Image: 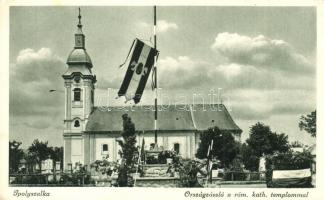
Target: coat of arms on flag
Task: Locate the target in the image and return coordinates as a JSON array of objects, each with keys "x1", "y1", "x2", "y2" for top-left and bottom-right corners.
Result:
[{"x1": 118, "y1": 39, "x2": 159, "y2": 104}]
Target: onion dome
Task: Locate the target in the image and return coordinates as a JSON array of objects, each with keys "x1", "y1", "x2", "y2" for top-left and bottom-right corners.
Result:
[{"x1": 66, "y1": 8, "x2": 93, "y2": 68}]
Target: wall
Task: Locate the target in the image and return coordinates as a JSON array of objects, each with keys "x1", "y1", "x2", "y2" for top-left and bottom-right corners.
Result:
[
  {"x1": 63, "y1": 135, "x2": 84, "y2": 171},
  {"x1": 71, "y1": 137, "x2": 83, "y2": 165},
  {"x1": 94, "y1": 137, "x2": 118, "y2": 162},
  {"x1": 91, "y1": 131, "x2": 196, "y2": 162}
]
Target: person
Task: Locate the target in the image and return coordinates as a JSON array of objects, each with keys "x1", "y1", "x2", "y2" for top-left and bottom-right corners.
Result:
[
  {"x1": 259, "y1": 154, "x2": 266, "y2": 172},
  {"x1": 117, "y1": 159, "x2": 128, "y2": 187},
  {"x1": 259, "y1": 154, "x2": 266, "y2": 180},
  {"x1": 166, "y1": 163, "x2": 175, "y2": 177},
  {"x1": 187, "y1": 161, "x2": 206, "y2": 187}
]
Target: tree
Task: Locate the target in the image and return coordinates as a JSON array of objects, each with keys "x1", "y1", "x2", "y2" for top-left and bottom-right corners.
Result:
[
  {"x1": 268, "y1": 132, "x2": 290, "y2": 153},
  {"x1": 290, "y1": 141, "x2": 304, "y2": 148},
  {"x1": 116, "y1": 114, "x2": 138, "y2": 187},
  {"x1": 196, "y1": 126, "x2": 240, "y2": 168},
  {"x1": 246, "y1": 122, "x2": 289, "y2": 157},
  {"x1": 299, "y1": 110, "x2": 316, "y2": 137},
  {"x1": 27, "y1": 139, "x2": 52, "y2": 170},
  {"x1": 240, "y1": 143, "x2": 259, "y2": 171},
  {"x1": 49, "y1": 146, "x2": 63, "y2": 162},
  {"x1": 49, "y1": 146, "x2": 64, "y2": 169},
  {"x1": 9, "y1": 140, "x2": 25, "y2": 173},
  {"x1": 243, "y1": 122, "x2": 290, "y2": 171}
]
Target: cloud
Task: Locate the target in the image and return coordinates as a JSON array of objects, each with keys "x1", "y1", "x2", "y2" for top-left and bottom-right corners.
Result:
[
  {"x1": 138, "y1": 20, "x2": 178, "y2": 33},
  {"x1": 158, "y1": 56, "x2": 213, "y2": 89},
  {"x1": 156, "y1": 20, "x2": 178, "y2": 33},
  {"x1": 157, "y1": 55, "x2": 315, "y2": 90},
  {"x1": 211, "y1": 32, "x2": 314, "y2": 74},
  {"x1": 10, "y1": 48, "x2": 65, "y2": 117},
  {"x1": 23, "y1": 119, "x2": 51, "y2": 130},
  {"x1": 157, "y1": 33, "x2": 315, "y2": 91},
  {"x1": 156, "y1": 51, "x2": 315, "y2": 120},
  {"x1": 226, "y1": 89, "x2": 315, "y2": 120}
]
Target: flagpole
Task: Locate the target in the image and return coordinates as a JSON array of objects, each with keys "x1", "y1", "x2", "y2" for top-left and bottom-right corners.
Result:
[
  {"x1": 134, "y1": 131, "x2": 144, "y2": 187},
  {"x1": 153, "y1": 5, "x2": 158, "y2": 149}
]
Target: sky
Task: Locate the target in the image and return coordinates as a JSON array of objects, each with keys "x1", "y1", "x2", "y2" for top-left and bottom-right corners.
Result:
[{"x1": 9, "y1": 6, "x2": 316, "y2": 148}]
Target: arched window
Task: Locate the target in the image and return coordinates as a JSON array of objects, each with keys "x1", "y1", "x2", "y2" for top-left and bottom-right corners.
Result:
[
  {"x1": 73, "y1": 88, "x2": 81, "y2": 101},
  {"x1": 174, "y1": 143, "x2": 180, "y2": 154},
  {"x1": 74, "y1": 120, "x2": 80, "y2": 127}
]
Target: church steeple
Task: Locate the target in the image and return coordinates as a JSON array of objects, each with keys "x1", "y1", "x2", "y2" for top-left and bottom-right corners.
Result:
[
  {"x1": 66, "y1": 8, "x2": 93, "y2": 68},
  {"x1": 77, "y1": 8, "x2": 83, "y2": 33},
  {"x1": 75, "y1": 7, "x2": 85, "y2": 49},
  {"x1": 62, "y1": 7, "x2": 96, "y2": 171}
]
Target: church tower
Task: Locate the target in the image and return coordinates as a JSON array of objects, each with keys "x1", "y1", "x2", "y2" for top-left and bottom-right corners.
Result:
[{"x1": 62, "y1": 8, "x2": 96, "y2": 170}]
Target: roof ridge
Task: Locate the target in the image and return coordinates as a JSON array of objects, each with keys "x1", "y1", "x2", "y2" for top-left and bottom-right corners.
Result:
[{"x1": 94, "y1": 103, "x2": 224, "y2": 109}]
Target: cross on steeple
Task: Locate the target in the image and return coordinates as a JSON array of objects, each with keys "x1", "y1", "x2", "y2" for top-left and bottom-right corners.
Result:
[
  {"x1": 74, "y1": 7, "x2": 85, "y2": 48},
  {"x1": 77, "y1": 7, "x2": 83, "y2": 33}
]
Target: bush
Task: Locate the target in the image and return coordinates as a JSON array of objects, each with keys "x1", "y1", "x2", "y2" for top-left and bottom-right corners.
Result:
[
  {"x1": 266, "y1": 151, "x2": 312, "y2": 171},
  {"x1": 223, "y1": 171, "x2": 246, "y2": 181},
  {"x1": 146, "y1": 155, "x2": 159, "y2": 164},
  {"x1": 158, "y1": 150, "x2": 177, "y2": 164}
]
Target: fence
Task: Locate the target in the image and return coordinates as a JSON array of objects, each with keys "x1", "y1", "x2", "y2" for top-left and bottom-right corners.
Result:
[
  {"x1": 221, "y1": 171, "x2": 265, "y2": 181},
  {"x1": 9, "y1": 172, "x2": 91, "y2": 186}
]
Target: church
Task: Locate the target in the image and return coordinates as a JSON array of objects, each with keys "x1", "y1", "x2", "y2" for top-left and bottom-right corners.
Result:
[{"x1": 62, "y1": 13, "x2": 242, "y2": 171}]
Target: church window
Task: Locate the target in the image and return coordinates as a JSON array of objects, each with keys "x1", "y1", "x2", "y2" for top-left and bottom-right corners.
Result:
[
  {"x1": 174, "y1": 143, "x2": 180, "y2": 154},
  {"x1": 102, "y1": 144, "x2": 108, "y2": 155},
  {"x1": 74, "y1": 120, "x2": 80, "y2": 127},
  {"x1": 74, "y1": 88, "x2": 81, "y2": 101}
]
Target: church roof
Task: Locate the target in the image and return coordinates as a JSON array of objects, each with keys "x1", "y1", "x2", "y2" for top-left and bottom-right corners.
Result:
[
  {"x1": 63, "y1": 65, "x2": 92, "y2": 77},
  {"x1": 85, "y1": 104, "x2": 242, "y2": 133},
  {"x1": 67, "y1": 49, "x2": 93, "y2": 68}
]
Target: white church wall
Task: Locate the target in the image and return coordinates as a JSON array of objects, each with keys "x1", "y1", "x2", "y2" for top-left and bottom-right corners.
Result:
[
  {"x1": 71, "y1": 137, "x2": 83, "y2": 165},
  {"x1": 139, "y1": 135, "x2": 163, "y2": 150},
  {"x1": 71, "y1": 107, "x2": 83, "y2": 116},
  {"x1": 167, "y1": 136, "x2": 187, "y2": 158},
  {"x1": 95, "y1": 137, "x2": 116, "y2": 162},
  {"x1": 88, "y1": 132, "x2": 198, "y2": 162},
  {"x1": 70, "y1": 118, "x2": 83, "y2": 132}
]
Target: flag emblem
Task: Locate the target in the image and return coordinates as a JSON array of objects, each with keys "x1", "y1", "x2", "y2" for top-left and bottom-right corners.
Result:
[
  {"x1": 118, "y1": 39, "x2": 158, "y2": 103},
  {"x1": 131, "y1": 61, "x2": 148, "y2": 77}
]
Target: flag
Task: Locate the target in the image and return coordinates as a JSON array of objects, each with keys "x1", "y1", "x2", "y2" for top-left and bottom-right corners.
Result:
[
  {"x1": 210, "y1": 140, "x2": 214, "y2": 151},
  {"x1": 271, "y1": 169, "x2": 312, "y2": 187},
  {"x1": 207, "y1": 140, "x2": 213, "y2": 157},
  {"x1": 118, "y1": 39, "x2": 158, "y2": 104},
  {"x1": 141, "y1": 137, "x2": 145, "y2": 161}
]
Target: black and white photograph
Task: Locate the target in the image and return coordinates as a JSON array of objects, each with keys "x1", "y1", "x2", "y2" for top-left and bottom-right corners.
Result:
[{"x1": 2, "y1": 1, "x2": 321, "y2": 196}]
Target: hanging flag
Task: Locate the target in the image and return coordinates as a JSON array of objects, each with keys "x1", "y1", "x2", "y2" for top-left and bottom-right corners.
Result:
[
  {"x1": 118, "y1": 39, "x2": 159, "y2": 104},
  {"x1": 141, "y1": 137, "x2": 145, "y2": 161},
  {"x1": 271, "y1": 169, "x2": 312, "y2": 187},
  {"x1": 207, "y1": 145, "x2": 211, "y2": 157},
  {"x1": 207, "y1": 140, "x2": 214, "y2": 157},
  {"x1": 210, "y1": 140, "x2": 214, "y2": 151}
]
